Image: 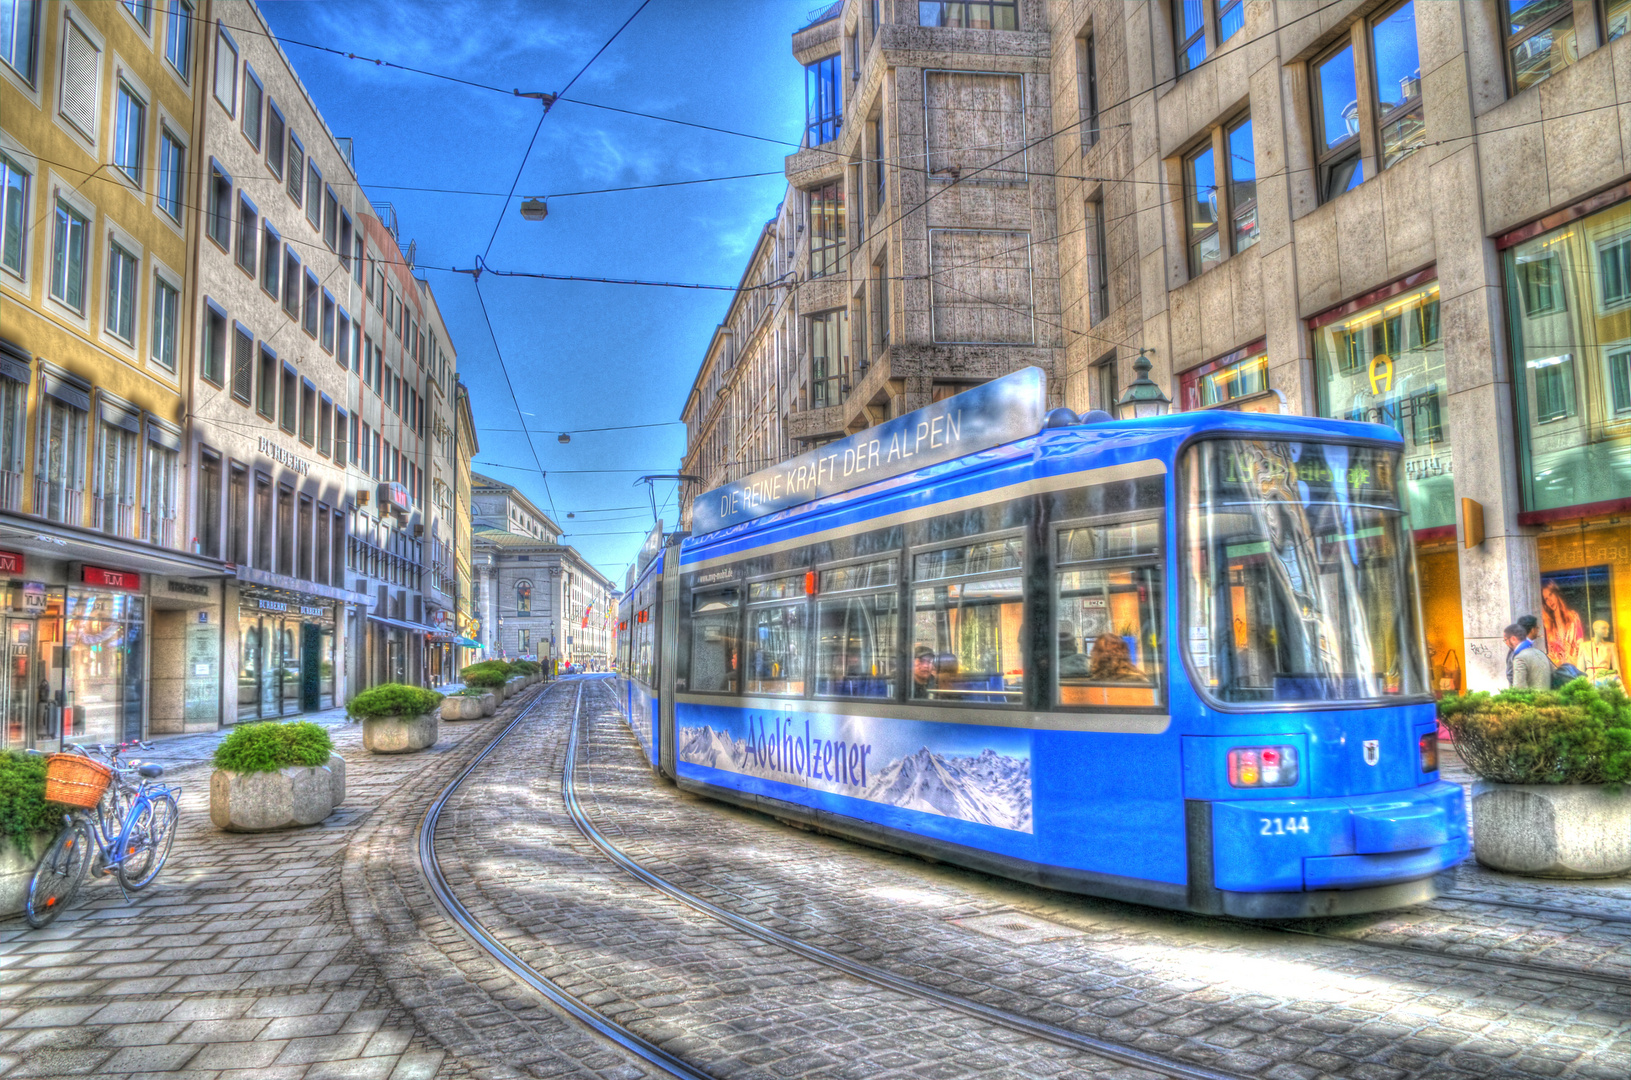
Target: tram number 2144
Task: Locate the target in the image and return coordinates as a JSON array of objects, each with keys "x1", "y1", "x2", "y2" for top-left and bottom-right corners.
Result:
[{"x1": 1260, "y1": 816, "x2": 1310, "y2": 836}]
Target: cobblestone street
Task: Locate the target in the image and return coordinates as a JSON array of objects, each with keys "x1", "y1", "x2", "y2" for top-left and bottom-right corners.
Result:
[{"x1": 2, "y1": 677, "x2": 1626, "y2": 1080}]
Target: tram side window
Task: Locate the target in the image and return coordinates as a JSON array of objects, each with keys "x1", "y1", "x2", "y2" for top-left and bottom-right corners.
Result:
[
  {"x1": 1055, "y1": 520, "x2": 1165, "y2": 709},
  {"x1": 747, "y1": 576, "x2": 806, "y2": 695},
  {"x1": 815, "y1": 557, "x2": 900, "y2": 699},
  {"x1": 911, "y1": 536, "x2": 1025, "y2": 704},
  {"x1": 690, "y1": 588, "x2": 740, "y2": 693},
  {"x1": 636, "y1": 605, "x2": 654, "y2": 686}
]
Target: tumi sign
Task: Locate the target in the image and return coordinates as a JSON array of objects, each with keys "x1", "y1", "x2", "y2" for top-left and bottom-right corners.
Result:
[
  {"x1": 80, "y1": 566, "x2": 141, "y2": 591},
  {"x1": 0, "y1": 550, "x2": 21, "y2": 575}
]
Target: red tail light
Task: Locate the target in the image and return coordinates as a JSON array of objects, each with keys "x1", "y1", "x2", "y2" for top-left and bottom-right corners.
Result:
[
  {"x1": 1227, "y1": 746, "x2": 1299, "y2": 788},
  {"x1": 1419, "y1": 732, "x2": 1438, "y2": 772}
]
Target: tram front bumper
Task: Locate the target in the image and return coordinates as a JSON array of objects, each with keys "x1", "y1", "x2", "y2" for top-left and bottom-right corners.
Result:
[{"x1": 1211, "y1": 781, "x2": 1469, "y2": 893}]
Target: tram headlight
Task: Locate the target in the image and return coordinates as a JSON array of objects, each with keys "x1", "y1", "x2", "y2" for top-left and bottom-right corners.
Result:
[
  {"x1": 1227, "y1": 746, "x2": 1299, "y2": 788},
  {"x1": 1419, "y1": 732, "x2": 1438, "y2": 773}
]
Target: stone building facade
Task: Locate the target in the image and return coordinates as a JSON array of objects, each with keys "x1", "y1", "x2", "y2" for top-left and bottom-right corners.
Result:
[
  {"x1": 453, "y1": 380, "x2": 478, "y2": 669},
  {"x1": 680, "y1": 0, "x2": 1631, "y2": 695},
  {"x1": 470, "y1": 471, "x2": 616, "y2": 671}
]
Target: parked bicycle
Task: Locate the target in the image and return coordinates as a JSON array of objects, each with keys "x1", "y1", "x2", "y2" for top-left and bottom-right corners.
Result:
[{"x1": 25, "y1": 741, "x2": 181, "y2": 929}]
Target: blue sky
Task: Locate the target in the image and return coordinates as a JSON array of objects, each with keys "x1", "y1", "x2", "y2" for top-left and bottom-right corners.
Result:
[{"x1": 257, "y1": 0, "x2": 813, "y2": 583}]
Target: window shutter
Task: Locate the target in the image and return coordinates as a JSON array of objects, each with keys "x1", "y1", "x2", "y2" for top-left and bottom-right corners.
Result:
[
  {"x1": 232, "y1": 328, "x2": 253, "y2": 401},
  {"x1": 60, "y1": 21, "x2": 100, "y2": 137}
]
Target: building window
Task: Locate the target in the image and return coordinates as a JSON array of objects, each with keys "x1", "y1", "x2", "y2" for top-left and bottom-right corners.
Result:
[
  {"x1": 323, "y1": 186, "x2": 338, "y2": 249},
  {"x1": 276, "y1": 485, "x2": 294, "y2": 576},
  {"x1": 339, "y1": 212, "x2": 352, "y2": 269},
  {"x1": 151, "y1": 274, "x2": 178, "y2": 370},
  {"x1": 318, "y1": 396, "x2": 332, "y2": 456},
  {"x1": 199, "y1": 449, "x2": 221, "y2": 558},
  {"x1": 519, "y1": 629, "x2": 532, "y2": 655},
  {"x1": 255, "y1": 341, "x2": 276, "y2": 416},
  {"x1": 1179, "y1": 347, "x2": 1270, "y2": 410},
  {"x1": 1086, "y1": 197, "x2": 1108, "y2": 324},
  {"x1": 266, "y1": 100, "x2": 285, "y2": 178},
  {"x1": 321, "y1": 290, "x2": 335, "y2": 352},
  {"x1": 872, "y1": 257, "x2": 890, "y2": 350},
  {"x1": 303, "y1": 269, "x2": 318, "y2": 336},
  {"x1": 1077, "y1": 33, "x2": 1098, "y2": 150},
  {"x1": 227, "y1": 461, "x2": 247, "y2": 564},
  {"x1": 305, "y1": 161, "x2": 321, "y2": 229},
  {"x1": 38, "y1": 388, "x2": 87, "y2": 523},
  {"x1": 1503, "y1": 197, "x2": 1631, "y2": 513},
  {"x1": 157, "y1": 128, "x2": 184, "y2": 219},
  {"x1": 144, "y1": 436, "x2": 177, "y2": 545},
  {"x1": 809, "y1": 309, "x2": 850, "y2": 408},
  {"x1": 1608, "y1": 0, "x2": 1631, "y2": 41},
  {"x1": 1096, "y1": 352, "x2": 1118, "y2": 413},
  {"x1": 95, "y1": 411, "x2": 140, "y2": 536},
  {"x1": 1313, "y1": 2, "x2": 1423, "y2": 204},
  {"x1": 2, "y1": 0, "x2": 39, "y2": 84},
  {"x1": 1504, "y1": 0, "x2": 1579, "y2": 94},
  {"x1": 334, "y1": 408, "x2": 348, "y2": 467},
  {"x1": 164, "y1": 0, "x2": 190, "y2": 79},
  {"x1": 59, "y1": 17, "x2": 98, "y2": 137},
  {"x1": 123, "y1": 0, "x2": 151, "y2": 31},
  {"x1": 113, "y1": 83, "x2": 145, "y2": 185},
  {"x1": 918, "y1": 1, "x2": 1016, "y2": 29},
  {"x1": 1176, "y1": 0, "x2": 1206, "y2": 73},
  {"x1": 287, "y1": 133, "x2": 303, "y2": 205},
  {"x1": 241, "y1": 63, "x2": 262, "y2": 148},
  {"x1": 235, "y1": 194, "x2": 256, "y2": 273},
  {"x1": 517, "y1": 580, "x2": 531, "y2": 616},
  {"x1": 283, "y1": 249, "x2": 300, "y2": 317},
  {"x1": 207, "y1": 163, "x2": 232, "y2": 248},
  {"x1": 300, "y1": 379, "x2": 315, "y2": 444},
  {"x1": 809, "y1": 182, "x2": 846, "y2": 278},
  {"x1": 213, "y1": 25, "x2": 236, "y2": 114},
  {"x1": 805, "y1": 54, "x2": 842, "y2": 145},
  {"x1": 1, "y1": 153, "x2": 29, "y2": 276},
  {"x1": 337, "y1": 309, "x2": 351, "y2": 368},
  {"x1": 105, "y1": 241, "x2": 139, "y2": 343},
  {"x1": 280, "y1": 363, "x2": 297, "y2": 432},
  {"x1": 200, "y1": 301, "x2": 225, "y2": 386},
  {"x1": 253, "y1": 472, "x2": 271, "y2": 569},
  {"x1": 261, "y1": 222, "x2": 279, "y2": 295},
  {"x1": 1311, "y1": 279, "x2": 1448, "y2": 528}
]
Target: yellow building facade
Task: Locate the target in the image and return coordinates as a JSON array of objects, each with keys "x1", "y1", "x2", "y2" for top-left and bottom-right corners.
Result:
[{"x1": 0, "y1": 0, "x2": 226, "y2": 751}]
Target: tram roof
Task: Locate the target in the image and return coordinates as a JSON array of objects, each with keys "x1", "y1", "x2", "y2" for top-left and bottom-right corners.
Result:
[{"x1": 679, "y1": 410, "x2": 1403, "y2": 564}]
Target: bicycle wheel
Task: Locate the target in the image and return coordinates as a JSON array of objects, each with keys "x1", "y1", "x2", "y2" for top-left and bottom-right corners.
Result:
[
  {"x1": 25, "y1": 818, "x2": 93, "y2": 929},
  {"x1": 116, "y1": 795, "x2": 179, "y2": 891}
]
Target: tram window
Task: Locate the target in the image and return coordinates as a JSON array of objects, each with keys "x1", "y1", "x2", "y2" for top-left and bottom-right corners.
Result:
[
  {"x1": 815, "y1": 557, "x2": 900, "y2": 699},
  {"x1": 747, "y1": 575, "x2": 806, "y2": 696},
  {"x1": 911, "y1": 537, "x2": 1024, "y2": 704},
  {"x1": 690, "y1": 588, "x2": 740, "y2": 693},
  {"x1": 1055, "y1": 521, "x2": 1164, "y2": 709}
]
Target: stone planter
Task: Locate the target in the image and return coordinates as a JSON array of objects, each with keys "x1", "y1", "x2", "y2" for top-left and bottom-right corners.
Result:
[
  {"x1": 1472, "y1": 781, "x2": 1631, "y2": 878},
  {"x1": 362, "y1": 712, "x2": 439, "y2": 754},
  {"x1": 211, "y1": 763, "x2": 339, "y2": 832},
  {"x1": 328, "y1": 753, "x2": 346, "y2": 806},
  {"x1": 1, "y1": 832, "x2": 54, "y2": 917},
  {"x1": 440, "y1": 695, "x2": 483, "y2": 721},
  {"x1": 476, "y1": 691, "x2": 497, "y2": 716},
  {"x1": 507, "y1": 677, "x2": 525, "y2": 697}
]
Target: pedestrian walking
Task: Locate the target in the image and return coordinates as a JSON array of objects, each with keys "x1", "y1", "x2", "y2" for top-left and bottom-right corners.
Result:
[
  {"x1": 1506, "y1": 614, "x2": 1540, "y2": 684},
  {"x1": 1505, "y1": 623, "x2": 1553, "y2": 689}
]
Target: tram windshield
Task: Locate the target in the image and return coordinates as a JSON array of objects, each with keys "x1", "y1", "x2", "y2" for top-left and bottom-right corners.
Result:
[{"x1": 1181, "y1": 438, "x2": 1429, "y2": 704}]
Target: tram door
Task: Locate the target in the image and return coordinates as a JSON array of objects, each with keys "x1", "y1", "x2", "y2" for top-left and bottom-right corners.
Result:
[{"x1": 1, "y1": 618, "x2": 36, "y2": 751}]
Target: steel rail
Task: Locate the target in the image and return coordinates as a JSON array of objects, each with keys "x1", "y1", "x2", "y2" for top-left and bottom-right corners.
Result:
[
  {"x1": 416, "y1": 682, "x2": 716, "y2": 1080},
  {"x1": 1435, "y1": 893, "x2": 1631, "y2": 927},
  {"x1": 567, "y1": 678, "x2": 1252, "y2": 1080},
  {"x1": 1270, "y1": 924, "x2": 1631, "y2": 991}
]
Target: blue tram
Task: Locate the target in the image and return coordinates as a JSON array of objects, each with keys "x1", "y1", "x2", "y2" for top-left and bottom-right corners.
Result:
[{"x1": 614, "y1": 369, "x2": 1469, "y2": 918}]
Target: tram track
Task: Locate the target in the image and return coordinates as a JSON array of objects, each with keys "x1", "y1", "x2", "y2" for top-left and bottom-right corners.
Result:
[
  {"x1": 1433, "y1": 893, "x2": 1631, "y2": 927},
  {"x1": 419, "y1": 677, "x2": 1254, "y2": 1080}
]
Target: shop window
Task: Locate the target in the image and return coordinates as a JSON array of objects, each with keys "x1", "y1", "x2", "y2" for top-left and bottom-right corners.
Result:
[
  {"x1": 1180, "y1": 347, "x2": 1271, "y2": 411},
  {"x1": 1535, "y1": 524, "x2": 1628, "y2": 691},
  {"x1": 1311, "y1": 279, "x2": 1451, "y2": 529},
  {"x1": 1502, "y1": 197, "x2": 1631, "y2": 513},
  {"x1": 1504, "y1": 0, "x2": 1578, "y2": 94}
]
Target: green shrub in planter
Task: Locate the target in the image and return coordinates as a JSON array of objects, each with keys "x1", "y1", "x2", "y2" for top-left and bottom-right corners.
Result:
[
  {"x1": 214, "y1": 721, "x2": 335, "y2": 773},
  {"x1": 510, "y1": 659, "x2": 541, "y2": 676},
  {"x1": 460, "y1": 663, "x2": 510, "y2": 689},
  {"x1": 0, "y1": 750, "x2": 65, "y2": 855},
  {"x1": 1437, "y1": 678, "x2": 1631, "y2": 785},
  {"x1": 347, "y1": 684, "x2": 444, "y2": 720}
]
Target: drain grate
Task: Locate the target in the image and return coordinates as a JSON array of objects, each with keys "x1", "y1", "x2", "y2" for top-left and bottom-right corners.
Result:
[{"x1": 950, "y1": 912, "x2": 1087, "y2": 944}]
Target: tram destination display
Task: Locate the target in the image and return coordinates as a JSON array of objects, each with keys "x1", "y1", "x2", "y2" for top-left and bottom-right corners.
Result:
[{"x1": 692, "y1": 366, "x2": 1047, "y2": 534}]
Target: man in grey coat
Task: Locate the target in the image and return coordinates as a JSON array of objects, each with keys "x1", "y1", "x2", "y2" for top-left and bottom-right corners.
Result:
[{"x1": 1505, "y1": 623, "x2": 1553, "y2": 689}]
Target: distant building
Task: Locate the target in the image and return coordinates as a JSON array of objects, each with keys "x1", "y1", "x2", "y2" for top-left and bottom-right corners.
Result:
[
  {"x1": 470, "y1": 473, "x2": 616, "y2": 671},
  {"x1": 452, "y1": 381, "x2": 479, "y2": 670}
]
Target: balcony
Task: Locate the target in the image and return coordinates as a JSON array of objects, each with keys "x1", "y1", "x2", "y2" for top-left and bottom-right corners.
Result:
[
  {"x1": 0, "y1": 470, "x2": 22, "y2": 511},
  {"x1": 143, "y1": 511, "x2": 178, "y2": 549},
  {"x1": 94, "y1": 497, "x2": 138, "y2": 538},
  {"x1": 34, "y1": 480, "x2": 84, "y2": 526}
]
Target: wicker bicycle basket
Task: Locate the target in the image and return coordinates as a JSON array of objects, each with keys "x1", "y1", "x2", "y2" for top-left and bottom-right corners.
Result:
[{"x1": 44, "y1": 754, "x2": 113, "y2": 808}]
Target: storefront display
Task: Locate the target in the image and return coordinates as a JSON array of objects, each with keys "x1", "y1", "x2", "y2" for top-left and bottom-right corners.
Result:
[
  {"x1": 1501, "y1": 193, "x2": 1631, "y2": 514},
  {"x1": 1535, "y1": 518, "x2": 1628, "y2": 688},
  {"x1": 63, "y1": 584, "x2": 145, "y2": 745},
  {"x1": 1311, "y1": 276, "x2": 1452, "y2": 531},
  {"x1": 238, "y1": 592, "x2": 336, "y2": 719},
  {"x1": 1178, "y1": 343, "x2": 1278, "y2": 413}
]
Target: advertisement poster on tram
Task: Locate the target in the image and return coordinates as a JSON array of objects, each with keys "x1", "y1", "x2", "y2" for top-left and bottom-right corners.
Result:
[{"x1": 676, "y1": 705, "x2": 1034, "y2": 833}]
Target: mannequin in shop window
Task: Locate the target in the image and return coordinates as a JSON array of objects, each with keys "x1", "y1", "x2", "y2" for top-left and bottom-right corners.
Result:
[{"x1": 1577, "y1": 620, "x2": 1622, "y2": 687}]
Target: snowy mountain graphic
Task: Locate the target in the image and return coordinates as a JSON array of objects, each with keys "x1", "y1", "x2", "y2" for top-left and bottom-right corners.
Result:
[{"x1": 677, "y1": 725, "x2": 1032, "y2": 833}]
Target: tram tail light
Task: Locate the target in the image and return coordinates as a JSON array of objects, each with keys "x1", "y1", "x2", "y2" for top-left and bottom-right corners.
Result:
[
  {"x1": 1227, "y1": 746, "x2": 1299, "y2": 788},
  {"x1": 1419, "y1": 732, "x2": 1438, "y2": 773}
]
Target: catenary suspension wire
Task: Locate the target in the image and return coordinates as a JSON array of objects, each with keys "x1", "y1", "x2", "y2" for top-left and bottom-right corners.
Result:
[{"x1": 469, "y1": 277, "x2": 558, "y2": 520}]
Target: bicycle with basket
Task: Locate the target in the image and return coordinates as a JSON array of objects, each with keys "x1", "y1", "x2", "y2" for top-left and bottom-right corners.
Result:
[{"x1": 25, "y1": 741, "x2": 181, "y2": 928}]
